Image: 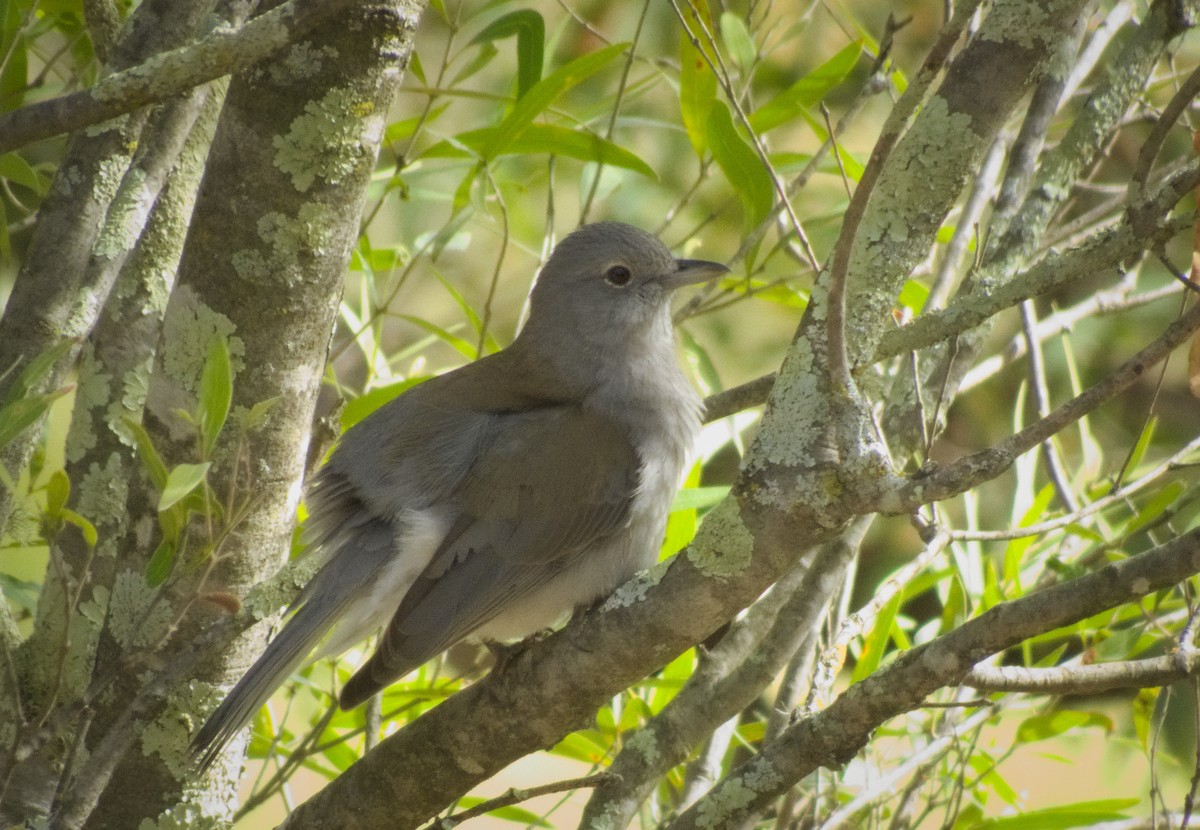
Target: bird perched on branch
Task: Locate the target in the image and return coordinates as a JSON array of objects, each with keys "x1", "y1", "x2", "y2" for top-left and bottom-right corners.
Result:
[{"x1": 192, "y1": 221, "x2": 728, "y2": 769}]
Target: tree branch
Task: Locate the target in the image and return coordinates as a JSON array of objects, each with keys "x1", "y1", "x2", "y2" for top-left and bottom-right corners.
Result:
[
  {"x1": 963, "y1": 652, "x2": 1200, "y2": 694},
  {"x1": 0, "y1": 0, "x2": 360, "y2": 154},
  {"x1": 884, "y1": 301, "x2": 1200, "y2": 513},
  {"x1": 668, "y1": 525, "x2": 1200, "y2": 829}
]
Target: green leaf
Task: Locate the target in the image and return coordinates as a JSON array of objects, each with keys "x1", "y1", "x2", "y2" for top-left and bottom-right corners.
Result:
[
  {"x1": 450, "y1": 41, "x2": 497, "y2": 88},
  {"x1": 423, "y1": 123, "x2": 656, "y2": 179},
  {"x1": 897, "y1": 280, "x2": 929, "y2": 315},
  {"x1": 1002, "y1": 483, "x2": 1055, "y2": 587},
  {"x1": 430, "y1": 268, "x2": 502, "y2": 356},
  {"x1": 718, "y1": 12, "x2": 756, "y2": 70},
  {"x1": 678, "y1": 3, "x2": 717, "y2": 155},
  {"x1": 60, "y1": 509, "x2": 97, "y2": 548},
  {"x1": 0, "y1": 152, "x2": 46, "y2": 194},
  {"x1": 395, "y1": 314, "x2": 477, "y2": 360},
  {"x1": 671, "y1": 486, "x2": 729, "y2": 512},
  {"x1": 1132, "y1": 687, "x2": 1158, "y2": 750},
  {"x1": 3, "y1": 336, "x2": 76, "y2": 406},
  {"x1": 707, "y1": 101, "x2": 772, "y2": 231},
  {"x1": 852, "y1": 591, "x2": 902, "y2": 683},
  {"x1": 199, "y1": 336, "x2": 233, "y2": 454},
  {"x1": 124, "y1": 416, "x2": 169, "y2": 491},
  {"x1": 143, "y1": 542, "x2": 175, "y2": 587},
  {"x1": 0, "y1": 388, "x2": 70, "y2": 449},
  {"x1": 475, "y1": 42, "x2": 628, "y2": 161},
  {"x1": 341, "y1": 378, "x2": 429, "y2": 430},
  {"x1": 385, "y1": 103, "x2": 450, "y2": 144},
  {"x1": 237, "y1": 396, "x2": 281, "y2": 432},
  {"x1": 45, "y1": 469, "x2": 70, "y2": 518},
  {"x1": 1122, "y1": 480, "x2": 1185, "y2": 537},
  {"x1": 158, "y1": 462, "x2": 210, "y2": 512},
  {"x1": 1015, "y1": 710, "x2": 1112, "y2": 744},
  {"x1": 969, "y1": 799, "x2": 1137, "y2": 829},
  {"x1": 748, "y1": 41, "x2": 862, "y2": 133},
  {"x1": 471, "y1": 10, "x2": 545, "y2": 99},
  {"x1": 1121, "y1": 415, "x2": 1157, "y2": 478}
]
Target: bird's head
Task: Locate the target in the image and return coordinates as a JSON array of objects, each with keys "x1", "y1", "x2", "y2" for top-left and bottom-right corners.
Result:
[{"x1": 523, "y1": 222, "x2": 728, "y2": 347}]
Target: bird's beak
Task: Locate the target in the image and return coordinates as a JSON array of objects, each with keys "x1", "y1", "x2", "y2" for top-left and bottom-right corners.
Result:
[{"x1": 662, "y1": 258, "x2": 730, "y2": 290}]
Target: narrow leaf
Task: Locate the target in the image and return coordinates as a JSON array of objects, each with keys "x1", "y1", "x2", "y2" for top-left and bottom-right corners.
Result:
[
  {"x1": 852, "y1": 591, "x2": 902, "y2": 683},
  {"x1": 145, "y1": 539, "x2": 176, "y2": 587},
  {"x1": 3, "y1": 336, "x2": 76, "y2": 406},
  {"x1": 477, "y1": 42, "x2": 628, "y2": 161},
  {"x1": 60, "y1": 509, "x2": 98, "y2": 548},
  {"x1": 718, "y1": 12, "x2": 756, "y2": 70},
  {"x1": 471, "y1": 10, "x2": 545, "y2": 99},
  {"x1": 707, "y1": 101, "x2": 772, "y2": 231},
  {"x1": 123, "y1": 416, "x2": 169, "y2": 490},
  {"x1": 749, "y1": 41, "x2": 862, "y2": 133},
  {"x1": 199, "y1": 336, "x2": 233, "y2": 454},
  {"x1": 45, "y1": 469, "x2": 70, "y2": 518},
  {"x1": 0, "y1": 388, "x2": 70, "y2": 449},
  {"x1": 1015, "y1": 710, "x2": 1112, "y2": 744},
  {"x1": 423, "y1": 123, "x2": 656, "y2": 179},
  {"x1": 678, "y1": 4, "x2": 717, "y2": 155},
  {"x1": 670, "y1": 485, "x2": 729, "y2": 512}
]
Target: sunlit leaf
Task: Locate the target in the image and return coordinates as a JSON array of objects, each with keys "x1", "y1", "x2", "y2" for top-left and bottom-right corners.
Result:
[
  {"x1": 748, "y1": 41, "x2": 862, "y2": 133},
  {"x1": 670, "y1": 486, "x2": 729, "y2": 512},
  {"x1": 423, "y1": 123, "x2": 656, "y2": 179},
  {"x1": 158, "y1": 462, "x2": 211, "y2": 512},
  {"x1": 471, "y1": 10, "x2": 545, "y2": 99},
  {"x1": 1015, "y1": 710, "x2": 1112, "y2": 744},
  {"x1": 341, "y1": 377, "x2": 430, "y2": 430},
  {"x1": 718, "y1": 12, "x2": 755, "y2": 70},
  {"x1": 851, "y1": 591, "x2": 901, "y2": 683},
  {"x1": 707, "y1": 101, "x2": 772, "y2": 231},
  {"x1": 968, "y1": 799, "x2": 1136, "y2": 829},
  {"x1": 678, "y1": 0, "x2": 716, "y2": 155},
  {"x1": 475, "y1": 42, "x2": 628, "y2": 160}
]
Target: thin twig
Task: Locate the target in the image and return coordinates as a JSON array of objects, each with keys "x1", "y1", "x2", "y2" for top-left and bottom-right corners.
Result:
[{"x1": 435, "y1": 773, "x2": 617, "y2": 828}]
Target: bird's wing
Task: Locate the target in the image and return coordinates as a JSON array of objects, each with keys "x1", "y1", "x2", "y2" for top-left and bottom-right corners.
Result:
[
  {"x1": 305, "y1": 349, "x2": 570, "y2": 548},
  {"x1": 339, "y1": 405, "x2": 638, "y2": 706}
]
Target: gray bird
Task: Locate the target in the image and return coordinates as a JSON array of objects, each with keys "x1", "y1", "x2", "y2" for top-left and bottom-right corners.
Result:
[{"x1": 192, "y1": 221, "x2": 728, "y2": 769}]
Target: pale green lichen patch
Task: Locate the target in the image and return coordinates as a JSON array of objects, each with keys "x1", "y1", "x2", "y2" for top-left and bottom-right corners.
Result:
[
  {"x1": 745, "y1": 339, "x2": 826, "y2": 470},
  {"x1": 601, "y1": 559, "x2": 668, "y2": 611},
  {"x1": 234, "y1": 204, "x2": 345, "y2": 287},
  {"x1": 137, "y1": 802, "x2": 220, "y2": 830},
  {"x1": 625, "y1": 729, "x2": 660, "y2": 765},
  {"x1": 243, "y1": 553, "x2": 321, "y2": 621},
  {"x1": 141, "y1": 681, "x2": 217, "y2": 779},
  {"x1": 695, "y1": 779, "x2": 757, "y2": 828},
  {"x1": 687, "y1": 499, "x2": 753, "y2": 579},
  {"x1": 267, "y1": 42, "x2": 340, "y2": 84},
  {"x1": 978, "y1": 0, "x2": 1076, "y2": 50},
  {"x1": 77, "y1": 453, "x2": 130, "y2": 529},
  {"x1": 94, "y1": 167, "x2": 149, "y2": 259},
  {"x1": 159, "y1": 285, "x2": 245, "y2": 391},
  {"x1": 108, "y1": 568, "x2": 173, "y2": 650},
  {"x1": 105, "y1": 356, "x2": 153, "y2": 449},
  {"x1": 66, "y1": 345, "x2": 114, "y2": 464},
  {"x1": 272, "y1": 86, "x2": 376, "y2": 192},
  {"x1": 31, "y1": 581, "x2": 106, "y2": 704}
]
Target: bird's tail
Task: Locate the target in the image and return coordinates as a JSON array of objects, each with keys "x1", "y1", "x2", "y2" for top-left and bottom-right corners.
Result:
[{"x1": 190, "y1": 519, "x2": 394, "y2": 772}]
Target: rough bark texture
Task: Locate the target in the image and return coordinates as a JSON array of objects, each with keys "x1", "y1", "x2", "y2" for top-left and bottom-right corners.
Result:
[{"x1": 0, "y1": 2, "x2": 424, "y2": 828}]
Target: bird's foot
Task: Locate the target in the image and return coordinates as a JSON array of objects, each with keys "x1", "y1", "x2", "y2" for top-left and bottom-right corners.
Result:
[{"x1": 486, "y1": 629, "x2": 554, "y2": 675}]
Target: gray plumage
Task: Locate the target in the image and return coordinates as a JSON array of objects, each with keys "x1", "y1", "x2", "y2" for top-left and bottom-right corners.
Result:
[{"x1": 191, "y1": 222, "x2": 728, "y2": 770}]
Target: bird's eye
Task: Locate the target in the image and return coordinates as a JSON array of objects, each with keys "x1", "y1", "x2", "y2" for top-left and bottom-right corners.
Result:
[{"x1": 604, "y1": 265, "x2": 632, "y2": 287}]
